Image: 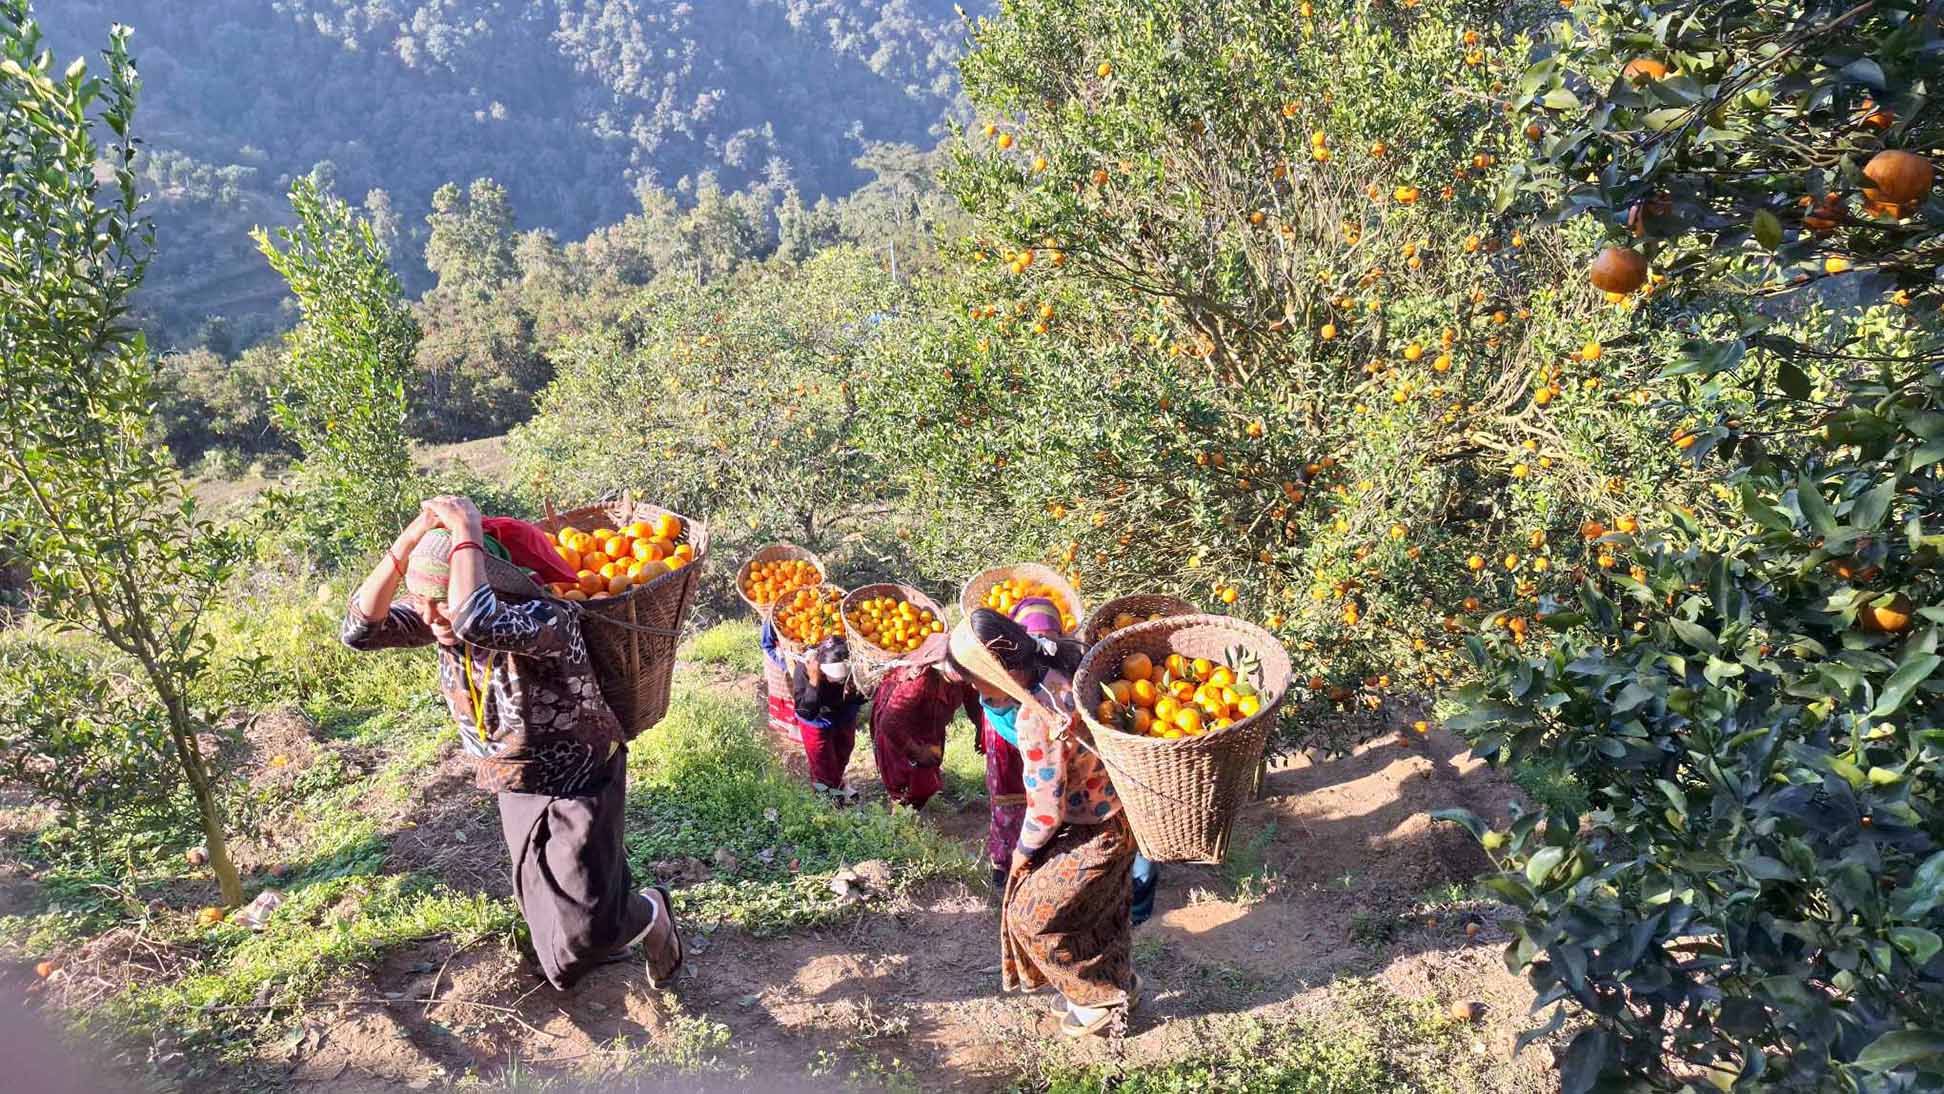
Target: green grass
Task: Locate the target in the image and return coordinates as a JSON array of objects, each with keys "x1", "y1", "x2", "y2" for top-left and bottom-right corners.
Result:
[
  {"x1": 938, "y1": 711, "x2": 987, "y2": 804},
  {"x1": 109, "y1": 873, "x2": 519, "y2": 1062},
  {"x1": 1509, "y1": 757, "x2": 1591, "y2": 817},
  {"x1": 626, "y1": 684, "x2": 979, "y2": 933},
  {"x1": 681, "y1": 620, "x2": 764, "y2": 675},
  {"x1": 1026, "y1": 980, "x2": 1487, "y2": 1093}
]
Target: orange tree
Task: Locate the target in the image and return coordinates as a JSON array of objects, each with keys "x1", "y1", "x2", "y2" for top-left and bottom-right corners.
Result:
[
  {"x1": 1437, "y1": 0, "x2": 1944, "y2": 1088},
  {"x1": 856, "y1": 0, "x2": 1699, "y2": 749},
  {"x1": 512, "y1": 246, "x2": 905, "y2": 569},
  {"x1": 0, "y1": 3, "x2": 245, "y2": 903}
]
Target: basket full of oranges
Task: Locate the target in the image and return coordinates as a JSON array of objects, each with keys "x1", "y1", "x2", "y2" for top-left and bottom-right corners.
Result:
[
  {"x1": 537, "y1": 496, "x2": 708, "y2": 738},
  {"x1": 960, "y1": 564, "x2": 1085, "y2": 634},
  {"x1": 767, "y1": 582, "x2": 848, "y2": 658},
  {"x1": 1073, "y1": 614, "x2": 1291, "y2": 864},
  {"x1": 737, "y1": 543, "x2": 826, "y2": 612},
  {"x1": 842, "y1": 584, "x2": 948, "y2": 689}
]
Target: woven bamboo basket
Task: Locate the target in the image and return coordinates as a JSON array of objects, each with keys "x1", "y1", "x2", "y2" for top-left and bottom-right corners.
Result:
[
  {"x1": 1074, "y1": 614, "x2": 1292, "y2": 864},
  {"x1": 537, "y1": 496, "x2": 708, "y2": 738},
  {"x1": 958, "y1": 564, "x2": 1087, "y2": 634},
  {"x1": 736, "y1": 542, "x2": 826, "y2": 613},
  {"x1": 1081, "y1": 594, "x2": 1197, "y2": 649},
  {"x1": 763, "y1": 582, "x2": 850, "y2": 660},
  {"x1": 841, "y1": 583, "x2": 949, "y2": 691}
]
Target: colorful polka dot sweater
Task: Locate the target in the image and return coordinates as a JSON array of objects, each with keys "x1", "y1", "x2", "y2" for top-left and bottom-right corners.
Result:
[{"x1": 1015, "y1": 676, "x2": 1121, "y2": 856}]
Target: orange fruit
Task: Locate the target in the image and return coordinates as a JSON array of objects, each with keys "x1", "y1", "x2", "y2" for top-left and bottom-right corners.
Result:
[
  {"x1": 1860, "y1": 594, "x2": 1915, "y2": 635},
  {"x1": 653, "y1": 513, "x2": 683, "y2": 540},
  {"x1": 1123, "y1": 652, "x2": 1154, "y2": 682},
  {"x1": 1589, "y1": 247, "x2": 1648, "y2": 294},
  {"x1": 1154, "y1": 696, "x2": 1181, "y2": 722},
  {"x1": 1131, "y1": 708, "x2": 1154, "y2": 735},
  {"x1": 1109, "y1": 680, "x2": 1135, "y2": 706},
  {"x1": 1130, "y1": 679, "x2": 1159, "y2": 708},
  {"x1": 1622, "y1": 57, "x2": 1669, "y2": 83},
  {"x1": 626, "y1": 521, "x2": 653, "y2": 539},
  {"x1": 1173, "y1": 707, "x2": 1204, "y2": 734}
]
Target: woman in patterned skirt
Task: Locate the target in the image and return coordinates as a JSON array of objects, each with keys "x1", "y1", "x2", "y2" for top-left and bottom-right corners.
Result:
[
  {"x1": 947, "y1": 608, "x2": 1139, "y2": 1038},
  {"x1": 342, "y1": 495, "x2": 682, "y2": 992}
]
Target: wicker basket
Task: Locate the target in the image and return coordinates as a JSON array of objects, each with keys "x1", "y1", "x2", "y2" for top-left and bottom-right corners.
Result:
[
  {"x1": 763, "y1": 582, "x2": 849, "y2": 660},
  {"x1": 536, "y1": 496, "x2": 708, "y2": 739},
  {"x1": 1081, "y1": 594, "x2": 1197, "y2": 648},
  {"x1": 958, "y1": 564, "x2": 1087, "y2": 634},
  {"x1": 841, "y1": 583, "x2": 949, "y2": 691},
  {"x1": 736, "y1": 542, "x2": 826, "y2": 613},
  {"x1": 1074, "y1": 614, "x2": 1292, "y2": 864}
]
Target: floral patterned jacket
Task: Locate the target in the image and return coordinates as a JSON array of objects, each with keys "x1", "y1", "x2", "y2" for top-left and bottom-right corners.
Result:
[{"x1": 341, "y1": 586, "x2": 623, "y2": 796}]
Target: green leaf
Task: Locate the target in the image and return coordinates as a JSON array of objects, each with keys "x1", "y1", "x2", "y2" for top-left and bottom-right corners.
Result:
[
  {"x1": 1431, "y1": 808, "x2": 1486, "y2": 844},
  {"x1": 1891, "y1": 928, "x2": 1942, "y2": 967},
  {"x1": 1798, "y1": 475, "x2": 1838, "y2": 537},
  {"x1": 1540, "y1": 87, "x2": 1581, "y2": 111},
  {"x1": 1525, "y1": 846, "x2": 1566, "y2": 887},
  {"x1": 1872, "y1": 653, "x2": 1939, "y2": 718},
  {"x1": 1752, "y1": 210, "x2": 1782, "y2": 251},
  {"x1": 1776, "y1": 361, "x2": 1811, "y2": 399},
  {"x1": 1858, "y1": 1030, "x2": 1944, "y2": 1073},
  {"x1": 1558, "y1": 1028, "x2": 1612, "y2": 1094},
  {"x1": 1852, "y1": 478, "x2": 1896, "y2": 531},
  {"x1": 1670, "y1": 619, "x2": 1719, "y2": 653},
  {"x1": 1910, "y1": 439, "x2": 1944, "y2": 472}
]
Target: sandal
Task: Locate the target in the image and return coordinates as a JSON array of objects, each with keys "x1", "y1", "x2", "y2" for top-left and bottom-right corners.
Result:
[
  {"x1": 643, "y1": 886, "x2": 684, "y2": 989},
  {"x1": 1059, "y1": 1004, "x2": 1120, "y2": 1039}
]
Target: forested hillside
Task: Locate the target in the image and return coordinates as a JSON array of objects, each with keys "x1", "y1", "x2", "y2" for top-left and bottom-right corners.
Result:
[{"x1": 39, "y1": 0, "x2": 979, "y2": 345}]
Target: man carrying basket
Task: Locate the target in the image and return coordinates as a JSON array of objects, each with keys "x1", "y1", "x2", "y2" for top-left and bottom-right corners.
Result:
[{"x1": 343, "y1": 495, "x2": 683, "y2": 992}]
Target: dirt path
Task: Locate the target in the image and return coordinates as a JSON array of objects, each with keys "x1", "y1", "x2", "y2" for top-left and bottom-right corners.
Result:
[{"x1": 262, "y1": 685, "x2": 1554, "y2": 1091}]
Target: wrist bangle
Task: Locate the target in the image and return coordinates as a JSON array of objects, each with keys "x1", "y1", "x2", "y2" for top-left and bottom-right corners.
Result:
[
  {"x1": 386, "y1": 552, "x2": 407, "y2": 579},
  {"x1": 450, "y1": 540, "x2": 484, "y2": 556}
]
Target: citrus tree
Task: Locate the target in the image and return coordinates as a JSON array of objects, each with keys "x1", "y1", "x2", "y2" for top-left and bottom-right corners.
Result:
[
  {"x1": 513, "y1": 246, "x2": 906, "y2": 564},
  {"x1": 0, "y1": 2, "x2": 244, "y2": 903},
  {"x1": 858, "y1": 0, "x2": 1697, "y2": 748},
  {"x1": 255, "y1": 176, "x2": 422, "y2": 564},
  {"x1": 1436, "y1": 0, "x2": 1944, "y2": 1088}
]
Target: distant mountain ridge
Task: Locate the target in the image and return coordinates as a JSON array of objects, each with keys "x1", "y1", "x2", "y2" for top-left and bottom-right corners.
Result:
[{"x1": 35, "y1": 0, "x2": 984, "y2": 343}]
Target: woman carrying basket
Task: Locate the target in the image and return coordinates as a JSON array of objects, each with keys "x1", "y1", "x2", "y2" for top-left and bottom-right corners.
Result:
[
  {"x1": 947, "y1": 608, "x2": 1140, "y2": 1039},
  {"x1": 989, "y1": 600, "x2": 1162, "y2": 925},
  {"x1": 342, "y1": 496, "x2": 683, "y2": 992},
  {"x1": 761, "y1": 626, "x2": 866, "y2": 800},
  {"x1": 868, "y1": 655, "x2": 982, "y2": 811}
]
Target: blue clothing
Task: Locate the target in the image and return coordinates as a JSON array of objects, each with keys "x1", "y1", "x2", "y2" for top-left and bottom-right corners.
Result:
[
  {"x1": 981, "y1": 698, "x2": 1021, "y2": 748},
  {"x1": 1131, "y1": 853, "x2": 1160, "y2": 926}
]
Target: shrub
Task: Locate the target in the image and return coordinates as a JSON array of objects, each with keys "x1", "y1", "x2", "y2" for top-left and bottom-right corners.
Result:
[
  {"x1": 513, "y1": 245, "x2": 904, "y2": 563},
  {"x1": 254, "y1": 176, "x2": 422, "y2": 564},
  {"x1": 1, "y1": 4, "x2": 247, "y2": 902},
  {"x1": 1439, "y1": 0, "x2": 1944, "y2": 1088},
  {"x1": 859, "y1": 0, "x2": 1696, "y2": 748}
]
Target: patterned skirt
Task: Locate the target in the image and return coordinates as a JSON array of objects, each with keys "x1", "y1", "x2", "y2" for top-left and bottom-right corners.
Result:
[{"x1": 1000, "y1": 813, "x2": 1136, "y2": 1007}]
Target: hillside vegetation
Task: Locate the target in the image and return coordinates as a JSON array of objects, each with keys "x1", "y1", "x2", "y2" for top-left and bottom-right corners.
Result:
[{"x1": 39, "y1": 0, "x2": 981, "y2": 344}]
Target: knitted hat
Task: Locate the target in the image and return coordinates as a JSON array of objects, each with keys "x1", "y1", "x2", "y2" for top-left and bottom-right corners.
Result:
[
  {"x1": 1009, "y1": 596, "x2": 1064, "y2": 638},
  {"x1": 405, "y1": 530, "x2": 543, "y2": 602}
]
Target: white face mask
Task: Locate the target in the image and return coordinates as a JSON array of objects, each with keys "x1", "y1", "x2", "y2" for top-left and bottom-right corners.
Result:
[{"x1": 820, "y1": 662, "x2": 851, "y2": 681}]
